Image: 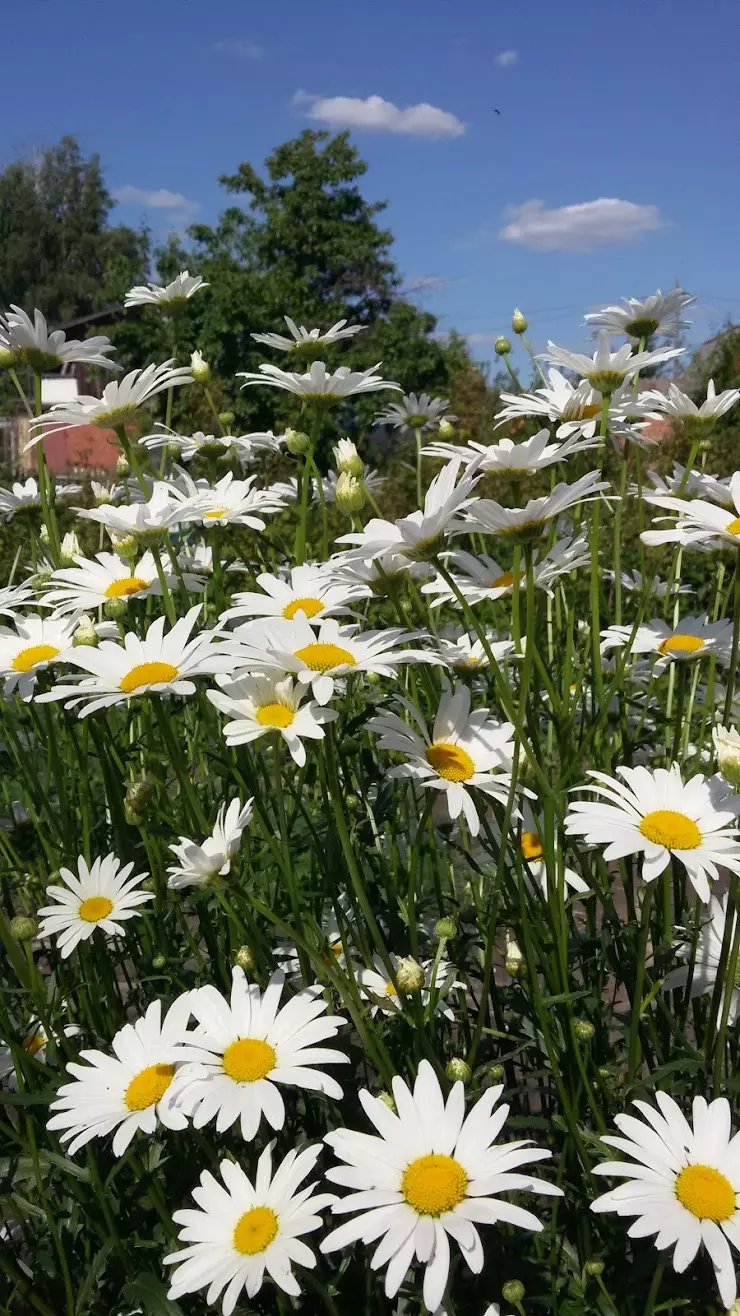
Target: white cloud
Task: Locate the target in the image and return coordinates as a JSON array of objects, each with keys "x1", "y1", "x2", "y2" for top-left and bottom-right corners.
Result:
[
  {"x1": 212, "y1": 39, "x2": 264, "y2": 60},
  {"x1": 404, "y1": 275, "x2": 461, "y2": 293},
  {"x1": 112, "y1": 186, "x2": 199, "y2": 220},
  {"x1": 495, "y1": 49, "x2": 518, "y2": 66},
  {"x1": 295, "y1": 92, "x2": 465, "y2": 139},
  {"x1": 499, "y1": 197, "x2": 664, "y2": 252}
]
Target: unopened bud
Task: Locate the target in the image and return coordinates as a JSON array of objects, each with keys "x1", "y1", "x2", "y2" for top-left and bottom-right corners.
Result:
[
  {"x1": 434, "y1": 916, "x2": 457, "y2": 940},
  {"x1": 584, "y1": 1259, "x2": 604, "y2": 1278},
  {"x1": 336, "y1": 471, "x2": 366, "y2": 513},
  {"x1": 0, "y1": 346, "x2": 18, "y2": 369},
  {"x1": 152, "y1": 952, "x2": 167, "y2": 970},
  {"x1": 505, "y1": 932, "x2": 524, "y2": 977},
  {"x1": 72, "y1": 617, "x2": 99, "y2": 648},
  {"x1": 10, "y1": 915, "x2": 37, "y2": 942},
  {"x1": 395, "y1": 956, "x2": 425, "y2": 993},
  {"x1": 713, "y1": 726, "x2": 740, "y2": 788},
  {"x1": 190, "y1": 349, "x2": 210, "y2": 382},
  {"x1": 445, "y1": 1057, "x2": 472, "y2": 1084},
  {"x1": 165, "y1": 441, "x2": 183, "y2": 460},
  {"x1": 59, "y1": 532, "x2": 81, "y2": 566},
  {"x1": 104, "y1": 597, "x2": 128, "y2": 620},
  {"x1": 333, "y1": 439, "x2": 364, "y2": 478},
  {"x1": 234, "y1": 945, "x2": 255, "y2": 972},
  {"x1": 488, "y1": 1063, "x2": 505, "y2": 1082},
  {"x1": 377, "y1": 1090, "x2": 396, "y2": 1112},
  {"x1": 495, "y1": 336, "x2": 512, "y2": 356},
  {"x1": 502, "y1": 1281, "x2": 525, "y2": 1305},
  {"x1": 39, "y1": 523, "x2": 50, "y2": 544},
  {"x1": 285, "y1": 427, "x2": 310, "y2": 456},
  {"x1": 512, "y1": 308, "x2": 528, "y2": 335},
  {"x1": 124, "y1": 779, "x2": 155, "y2": 824},
  {"x1": 110, "y1": 532, "x2": 138, "y2": 559},
  {"x1": 116, "y1": 454, "x2": 130, "y2": 477},
  {"x1": 437, "y1": 418, "x2": 456, "y2": 440},
  {"x1": 574, "y1": 1019, "x2": 595, "y2": 1042},
  {"x1": 218, "y1": 411, "x2": 235, "y2": 428}
]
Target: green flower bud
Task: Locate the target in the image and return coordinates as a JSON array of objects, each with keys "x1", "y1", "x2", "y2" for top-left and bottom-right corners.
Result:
[
  {"x1": 377, "y1": 1090, "x2": 396, "y2": 1112},
  {"x1": 574, "y1": 1019, "x2": 595, "y2": 1042},
  {"x1": 0, "y1": 346, "x2": 18, "y2": 369},
  {"x1": 124, "y1": 779, "x2": 156, "y2": 824},
  {"x1": 109, "y1": 532, "x2": 139, "y2": 559},
  {"x1": 434, "y1": 916, "x2": 457, "y2": 940},
  {"x1": 437, "y1": 418, "x2": 456, "y2": 440},
  {"x1": 32, "y1": 571, "x2": 53, "y2": 592},
  {"x1": 512, "y1": 307, "x2": 528, "y2": 334},
  {"x1": 713, "y1": 726, "x2": 740, "y2": 788},
  {"x1": 116, "y1": 454, "x2": 130, "y2": 477},
  {"x1": 495, "y1": 336, "x2": 512, "y2": 356},
  {"x1": 502, "y1": 1281, "x2": 525, "y2": 1304},
  {"x1": 395, "y1": 956, "x2": 425, "y2": 993},
  {"x1": 104, "y1": 597, "x2": 129, "y2": 620},
  {"x1": 191, "y1": 349, "x2": 210, "y2": 382},
  {"x1": 73, "y1": 617, "x2": 99, "y2": 648},
  {"x1": 234, "y1": 945, "x2": 255, "y2": 972},
  {"x1": 333, "y1": 439, "x2": 364, "y2": 478},
  {"x1": 165, "y1": 441, "x2": 183, "y2": 460},
  {"x1": 488, "y1": 1063, "x2": 505, "y2": 1082},
  {"x1": 336, "y1": 471, "x2": 366, "y2": 513},
  {"x1": 218, "y1": 411, "x2": 235, "y2": 428},
  {"x1": 584, "y1": 1259, "x2": 604, "y2": 1277},
  {"x1": 285, "y1": 427, "x2": 310, "y2": 456},
  {"x1": 445, "y1": 1057, "x2": 472, "y2": 1084},
  {"x1": 152, "y1": 952, "x2": 167, "y2": 970},
  {"x1": 10, "y1": 915, "x2": 38, "y2": 942}
]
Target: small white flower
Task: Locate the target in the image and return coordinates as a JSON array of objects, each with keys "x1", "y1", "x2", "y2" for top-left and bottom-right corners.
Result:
[
  {"x1": 600, "y1": 616, "x2": 733, "y2": 670},
  {"x1": 584, "y1": 288, "x2": 695, "y2": 339},
  {"x1": 637, "y1": 379, "x2": 740, "y2": 425},
  {"x1": 495, "y1": 368, "x2": 609, "y2": 441},
  {"x1": 0, "y1": 614, "x2": 79, "y2": 700},
  {"x1": 643, "y1": 463, "x2": 734, "y2": 508},
  {"x1": 173, "y1": 967, "x2": 348, "y2": 1141},
  {"x1": 539, "y1": 330, "x2": 683, "y2": 392},
  {"x1": 422, "y1": 536, "x2": 590, "y2": 608},
  {"x1": 219, "y1": 563, "x2": 363, "y2": 626},
  {"x1": 336, "y1": 458, "x2": 480, "y2": 562},
  {"x1": 251, "y1": 314, "x2": 365, "y2": 352},
  {"x1": 139, "y1": 426, "x2": 281, "y2": 464},
  {"x1": 0, "y1": 305, "x2": 118, "y2": 370},
  {"x1": 178, "y1": 471, "x2": 287, "y2": 529},
  {"x1": 239, "y1": 360, "x2": 400, "y2": 401},
  {"x1": 608, "y1": 569, "x2": 690, "y2": 599},
  {"x1": 37, "y1": 853, "x2": 153, "y2": 958},
  {"x1": 375, "y1": 392, "x2": 456, "y2": 432},
  {"x1": 47, "y1": 996, "x2": 207, "y2": 1156},
  {"x1": 208, "y1": 673, "x2": 338, "y2": 766},
  {"x1": 167, "y1": 799, "x2": 253, "y2": 890},
  {"x1": 0, "y1": 478, "x2": 80, "y2": 520},
  {"x1": 321, "y1": 1059, "x2": 560, "y2": 1314},
  {"x1": 435, "y1": 629, "x2": 515, "y2": 671},
  {"x1": 76, "y1": 481, "x2": 191, "y2": 540},
  {"x1": 565, "y1": 763, "x2": 740, "y2": 902},
  {"x1": 27, "y1": 361, "x2": 193, "y2": 445},
  {"x1": 642, "y1": 472, "x2": 740, "y2": 551},
  {"x1": 124, "y1": 270, "x2": 208, "y2": 308},
  {"x1": 0, "y1": 1015, "x2": 80, "y2": 1085},
  {"x1": 327, "y1": 548, "x2": 434, "y2": 595},
  {"x1": 424, "y1": 428, "x2": 598, "y2": 473},
  {"x1": 90, "y1": 480, "x2": 125, "y2": 505},
  {"x1": 369, "y1": 683, "x2": 517, "y2": 837},
  {"x1": 461, "y1": 472, "x2": 608, "y2": 540},
  {"x1": 42, "y1": 550, "x2": 205, "y2": 615},
  {"x1": 664, "y1": 894, "x2": 740, "y2": 1022},
  {"x1": 165, "y1": 1143, "x2": 335, "y2": 1313},
  {"x1": 591, "y1": 1092, "x2": 740, "y2": 1309},
  {"x1": 0, "y1": 583, "x2": 36, "y2": 617},
  {"x1": 355, "y1": 954, "x2": 462, "y2": 1020}
]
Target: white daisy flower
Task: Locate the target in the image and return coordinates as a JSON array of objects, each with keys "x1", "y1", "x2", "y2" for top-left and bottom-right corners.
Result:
[
  {"x1": 173, "y1": 967, "x2": 348, "y2": 1141},
  {"x1": 424, "y1": 428, "x2": 598, "y2": 473},
  {"x1": 435, "y1": 629, "x2": 515, "y2": 671},
  {"x1": 226, "y1": 615, "x2": 443, "y2": 706},
  {"x1": 516, "y1": 804, "x2": 588, "y2": 898},
  {"x1": 238, "y1": 360, "x2": 400, "y2": 401},
  {"x1": 565, "y1": 763, "x2": 740, "y2": 902},
  {"x1": 0, "y1": 583, "x2": 36, "y2": 617},
  {"x1": 0, "y1": 305, "x2": 118, "y2": 371},
  {"x1": 0, "y1": 614, "x2": 79, "y2": 700},
  {"x1": 42, "y1": 550, "x2": 205, "y2": 615},
  {"x1": 495, "y1": 369, "x2": 611, "y2": 440},
  {"x1": 251, "y1": 315, "x2": 366, "y2": 352},
  {"x1": 37, "y1": 853, "x2": 153, "y2": 958},
  {"x1": 178, "y1": 542, "x2": 214, "y2": 576},
  {"x1": 422, "y1": 535, "x2": 590, "y2": 608},
  {"x1": 0, "y1": 478, "x2": 79, "y2": 520},
  {"x1": 539, "y1": 330, "x2": 683, "y2": 394},
  {"x1": 165, "y1": 1142, "x2": 335, "y2": 1313},
  {"x1": 643, "y1": 463, "x2": 734, "y2": 508},
  {"x1": 642, "y1": 472, "x2": 740, "y2": 551},
  {"x1": 368, "y1": 684, "x2": 517, "y2": 838},
  {"x1": 0, "y1": 1016, "x2": 81, "y2": 1085},
  {"x1": 600, "y1": 616, "x2": 733, "y2": 669},
  {"x1": 375, "y1": 392, "x2": 455, "y2": 432},
  {"x1": 179, "y1": 471, "x2": 286, "y2": 530},
  {"x1": 167, "y1": 799, "x2": 253, "y2": 891},
  {"x1": 219, "y1": 563, "x2": 364, "y2": 626},
  {"x1": 327, "y1": 548, "x2": 434, "y2": 595},
  {"x1": 584, "y1": 288, "x2": 695, "y2": 339},
  {"x1": 139, "y1": 426, "x2": 281, "y2": 464},
  {"x1": 664, "y1": 894, "x2": 740, "y2": 1022},
  {"x1": 355, "y1": 954, "x2": 462, "y2": 1020},
  {"x1": 26, "y1": 361, "x2": 193, "y2": 445},
  {"x1": 461, "y1": 471, "x2": 608, "y2": 541},
  {"x1": 336, "y1": 459, "x2": 481, "y2": 563},
  {"x1": 321, "y1": 1058, "x2": 561, "y2": 1313},
  {"x1": 76, "y1": 482, "x2": 192, "y2": 541},
  {"x1": 637, "y1": 378, "x2": 740, "y2": 427},
  {"x1": 607, "y1": 569, "x2": 690, "y2": 599},
  {"x1": 90, "y1": 480, "x2": 125, "y2": 505},
  {"x1": 36, "y1": 605, "x2": 233, "y2": 717},
  {"x1": 47, "y1": 996, "x2": 207, "y2": 1156},
  {"x1": 124, "y1": 270, "x2": 208, "y2": 308},
  {"x1": 208, "y1": 673, "x2": 338, "y2": 766},
  {"x1": 591, "y1": 1092, "x2": 740, "y2": 1309},
  {"x1": 275, "y1": 899, "x2": 354, "y2": 983}
]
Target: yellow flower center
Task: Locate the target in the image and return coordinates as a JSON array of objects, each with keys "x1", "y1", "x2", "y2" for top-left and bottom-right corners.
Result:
[
  {"x1": 222, "y1": 1037, "x2": 276, "y2": 1082},
  {"x1": 492, "y1": 571, "x2": 515, "y2": 590},
  {"x1": 124, "y1": 1062, "x2": 176, "y2": 1111},
  {"x1": 120, "y1": 660, "x2": 179, "y2": 693},
  {"x1": 23, "y1": 1031, "x2": 47, "y2": 1057},
  {"x1": 203, "y1": 506, "x2": 229, "y2": 520},
  {"x1": 385, "y1": 981, "x2": 398, "y2": 997},
  {"x1": 580, "y1": 403, "x2": 603, "y2": 419},
  {"x1": 426, "y1": 742, "x2": 475, "y2": 782},
  {"x1": 675, "y1": 1164, "x2": 736, "y2": 1222},
  {"x1": 283, "y1": 596, "x2": 325, "y2": 620},
  {"x1": 639, "y1": 809, "x2": 702, "y2": 850},
  {"x1": 105, "y1": 576, "x2": 149, "y2": 598},
  {"x1": 726, "y1": 517, "x2": 740, "y2": 536},
  {"x1": 78, "y1": 895, "x2": 114, "y2": 923},
  {"x1": 658, "y1": 634, "x2": 705, "y2": 656},
  {"x1": 402, "y1": 1154, "x2": 468, "y2": 1216},
  {"x1": 521, "y1": 831, "x2": 544, "y2": 860},
  {"x1": 233, "y1": 1205, "x2": 279, "y2": 1255},
  {"x1": 256, "y1": 702, "x2": 295, "y2": 728},
  {"x1": 12, "y1": 643, "x2": 60, "y2": 672},
  {"x1": 293, "y1": 642, "x2": 357, "y2": 672}
]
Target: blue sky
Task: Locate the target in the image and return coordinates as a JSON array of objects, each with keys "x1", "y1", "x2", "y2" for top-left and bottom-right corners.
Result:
[{"x1": 5, "y1": 0, "x2": 740, "y2": 372}]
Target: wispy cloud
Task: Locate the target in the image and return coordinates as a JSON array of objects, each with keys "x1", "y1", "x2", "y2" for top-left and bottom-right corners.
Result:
[
  {"x1": 495, "y1": 49, "x2": 518, "y2": 67},
  {"x1": 212, "y1": 38, "x2": 264, "y2": 60},
  {"x1": 294, "y1": 92, "x2": 465, "y2": 139},
  {"x1": 112, "y1": 186, "x2": 199, "y2": 221},
  {"x1": 404, "y1": 275, "x2": 463, "y2": 293},
  {"x1": 499, "y1": 198, "x2": 664, "y2": 252}
]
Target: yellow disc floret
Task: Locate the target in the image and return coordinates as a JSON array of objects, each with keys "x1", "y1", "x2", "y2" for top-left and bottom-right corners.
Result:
[
  {"x1": 658, "y1": 634, "x2": 705, "y2": 656},
  {"x1": 294, "y1": 642, "x2": 356, "y2": 672},
  {"x1": 222, "y1": 1037, "x2": 276, "y2": 1082},
  {"x1": 283, "y1": 597, "x2": 325, "y2": 620},
  {"x1": 125, "y1": 1063, "x2": 176, "y2": 1111},
  {"x1": 120, "y1": 661, "x2": 179, "y2": 694},
  {"x1": 233, "y1": 1205, "x2": 279, "y2": 1255},
  {"x1": 676, "y1": 1164, "x2": 736, "y2": 1221},
  {"x1": 256, "y1": 702, "x2": 295, "y2": 728},
  {"x1": 78, "y1": 896, "x2": 114, "y2": 923},
  {"x1": 105, "y1": 577, "x2": 149, "y2": 598},
  {"x1": 639, "y1": 809, "x2": 702, "y2": 850},
  {"x1": 426, "y1": 742, "x2": 475, "y2": 782},
  {"x1": 402, "y1": 1154, "x2": 468, "y2": 1216},
  {"x1": 12, "y1": 643, "x2": 60, "y2": 672}
]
